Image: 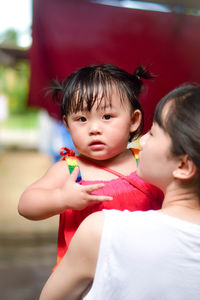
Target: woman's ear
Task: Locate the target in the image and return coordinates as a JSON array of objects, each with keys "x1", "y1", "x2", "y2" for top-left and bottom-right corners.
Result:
[
  {"x1": 130, "y1": 109, "x2": 142, "y2": 133},
  {"x1": 173, "y1": 155, "x2": 198, "y2": 180},
  {"x1": 63, "y1": 115, "x2": 69, "y2": 130}
]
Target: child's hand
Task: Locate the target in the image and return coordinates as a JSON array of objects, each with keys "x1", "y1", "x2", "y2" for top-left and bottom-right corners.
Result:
[{"x1": 59, "y1": 167, "x2": 113, "y2": 210}]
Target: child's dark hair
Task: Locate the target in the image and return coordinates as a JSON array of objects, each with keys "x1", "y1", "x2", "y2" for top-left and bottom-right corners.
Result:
[
  {"x1": 51, "y1": 64, "x2": 154, "y2": 141},
  {"x1": 154, "y1": 84, "x2": 200, "y2": 195}
]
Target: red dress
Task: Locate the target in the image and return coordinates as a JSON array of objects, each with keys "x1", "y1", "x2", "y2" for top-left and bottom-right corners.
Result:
[{"x1": 55, "y1": 148, "x2": 164, "y2": 267}]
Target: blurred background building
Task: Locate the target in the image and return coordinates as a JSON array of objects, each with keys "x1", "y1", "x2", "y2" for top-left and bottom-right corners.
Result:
[{"x1": 0, "y1": 0, "x2": 200, "y2": 299}]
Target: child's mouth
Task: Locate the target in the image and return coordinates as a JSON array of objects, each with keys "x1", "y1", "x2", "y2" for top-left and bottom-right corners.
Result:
[{"x1": 89, "y1": 141, "x2": 105, "y2": 150}]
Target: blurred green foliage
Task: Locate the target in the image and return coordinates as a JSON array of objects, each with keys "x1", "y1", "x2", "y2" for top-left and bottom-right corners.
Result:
[
  {"x1": 0, "y1": 28, "x2": 39, "y2": 131},
  {"x1": 0, "y1": 29, "x2": 18, "y2": 46},
  {"x1": 2, "y1": 110, "x2": 38, "y2": 129},
  {"x1": 0, "y1": 28, "x2": 32, "y2": 115},
  {"x1": 0, "y1": 61, "x2": 30, "y2": 115}
]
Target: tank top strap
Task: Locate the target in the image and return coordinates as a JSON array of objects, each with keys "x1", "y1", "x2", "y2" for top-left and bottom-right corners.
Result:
[
  {"x1": 60, "y1": 147, "x2": 82, "y2": 182},
  {"x1": 63, "y1": 156, "x2": 82, "y2": 182},
  {"x1": 130, "y1": 148, "x2": 140, "y2": 167}
]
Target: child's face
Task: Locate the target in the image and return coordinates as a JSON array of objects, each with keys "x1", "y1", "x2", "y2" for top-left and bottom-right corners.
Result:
[{"x1": 64, "y1": 87, "x2": 141, "y2": 161}]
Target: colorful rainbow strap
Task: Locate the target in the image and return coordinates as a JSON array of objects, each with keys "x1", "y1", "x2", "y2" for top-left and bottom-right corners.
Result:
[
  {"x1": 134, "y1": 149, "x2": 139, "y2": 167},
  {"x1": 60, "y1": 147, "x2": 82, "y2": 182},
  {"x1": 65, "y1": 157, "x2": 82, "y2": 182},
  {"x1": 131, "y1": 148, "x2": 139, "y2": 167}
]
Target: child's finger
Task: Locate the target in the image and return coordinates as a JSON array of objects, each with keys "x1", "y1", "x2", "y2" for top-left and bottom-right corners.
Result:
[
  {"x1": 70, "y1": 167, "x2": 80, "y2": 182},
  {"x1": 83, "y1": 183, "x2": 105, "y2": 192},
  {"x1": 87, "y1": 195, "x2": 113, "y2": 202}
]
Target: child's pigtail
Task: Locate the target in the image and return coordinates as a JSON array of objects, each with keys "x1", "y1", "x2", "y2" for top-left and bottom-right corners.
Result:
[
  {"x1": 134, "y1": 65, "x2": 155, "y2": 80},
  {"x1": 133, "y1": 65, "x2": 156, "y2": 96},
  {"x1": 49, "y1": 79, "x2": 65, "y2": 104},
  {"x1": 45, "y1": 78, "x2": 67, "y2": 118}
]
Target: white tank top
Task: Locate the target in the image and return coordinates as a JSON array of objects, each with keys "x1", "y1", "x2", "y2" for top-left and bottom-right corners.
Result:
[{"x1": 84, "y1": 210, "x2": 200, "y2": 300}]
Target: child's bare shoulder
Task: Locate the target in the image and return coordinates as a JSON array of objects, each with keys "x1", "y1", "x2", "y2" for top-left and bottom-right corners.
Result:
[
  {"x1": 36, "y1": 159, "x2": 71, "y2": 185},
  {"x1": 50, "y1": 159, "x2": 71, "y2": 176}
]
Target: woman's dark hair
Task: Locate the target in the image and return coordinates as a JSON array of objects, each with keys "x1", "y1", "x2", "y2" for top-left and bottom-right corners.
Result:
[
  {"x1": 154, "y1": 84, "x2": 200, "y2": 194},
  {"x1": 51, "y1": 64, "x2": 154, "y2": 141}
]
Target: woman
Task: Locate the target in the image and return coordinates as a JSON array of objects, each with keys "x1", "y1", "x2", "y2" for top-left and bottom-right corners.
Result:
[{"x1": 39, "y1": 84, "x2": 200, "y2": 300}]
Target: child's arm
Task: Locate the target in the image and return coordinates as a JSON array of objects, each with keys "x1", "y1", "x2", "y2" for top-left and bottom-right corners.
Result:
[
  {"x1": 18, "y1": 161, "x2": 112, "y2": 220},
  {"x1": 39, "y1": 212, "x2": 104, "y2": 300}
]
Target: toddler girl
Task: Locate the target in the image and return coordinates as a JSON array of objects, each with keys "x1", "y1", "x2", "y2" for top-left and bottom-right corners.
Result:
[{"x1": 18, "y1": 64, "x2": 163, "y2": 267}]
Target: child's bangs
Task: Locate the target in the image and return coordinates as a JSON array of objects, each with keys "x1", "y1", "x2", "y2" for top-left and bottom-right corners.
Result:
[{"x1": 70, "y1": 80, "x2": 115, "y2": 113}]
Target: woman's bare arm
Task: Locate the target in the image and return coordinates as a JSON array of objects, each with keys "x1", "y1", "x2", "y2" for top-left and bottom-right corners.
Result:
[{"x1": 39, "y1": 211, "x2": 104, "y2": 300}]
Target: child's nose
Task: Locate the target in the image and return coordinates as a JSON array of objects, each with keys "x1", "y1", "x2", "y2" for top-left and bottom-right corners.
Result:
[{"x1": 89, "y1": 122, "x2": 102, "y2": 135}]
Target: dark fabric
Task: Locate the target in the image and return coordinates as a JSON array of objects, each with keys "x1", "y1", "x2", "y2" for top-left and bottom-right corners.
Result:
[{"x1": 29, "y1": 0, "x2": 200, "y2": 132}]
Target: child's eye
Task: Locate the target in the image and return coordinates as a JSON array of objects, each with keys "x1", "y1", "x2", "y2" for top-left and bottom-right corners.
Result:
[
  {"x1": 103, "y1": 114, "x2": 111, "y2": 120},
  {"x1": 77, "y1": 116, "x2": 87, "y2": 122}
]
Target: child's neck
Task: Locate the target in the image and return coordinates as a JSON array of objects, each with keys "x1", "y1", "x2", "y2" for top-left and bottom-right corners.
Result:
[{"x1": 78, "y1": 148, "x2": 137, "y2": 180}]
